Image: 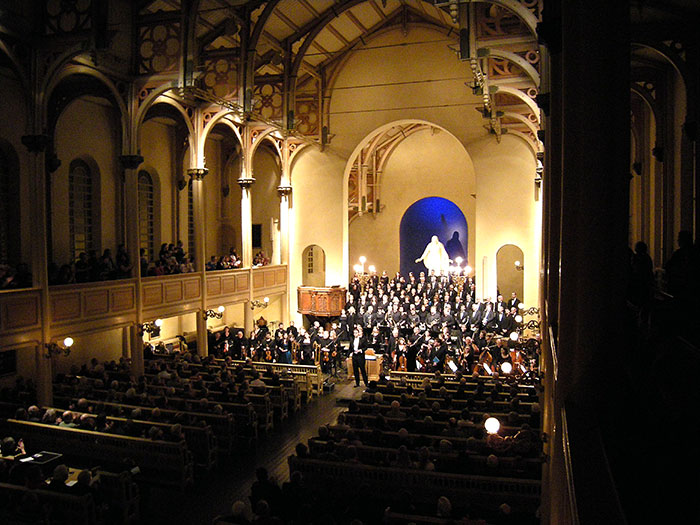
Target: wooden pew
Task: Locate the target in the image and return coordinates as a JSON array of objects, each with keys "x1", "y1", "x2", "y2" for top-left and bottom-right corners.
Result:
[
  {"x1": 42, "y1": 406, "x2": 218, "y2": 472},
  {"x1": 2, "y1": 420, "x2": 194, "y2": 489},
  {"x1": 0, "y1": 481, "x2": 96, "y2": 525},
  {"x1": 57, "y1": 397, "x2": 238, "y2": 455},
  {"x1": 288, "y1": 456, "x2": 541, "y2": 514}
]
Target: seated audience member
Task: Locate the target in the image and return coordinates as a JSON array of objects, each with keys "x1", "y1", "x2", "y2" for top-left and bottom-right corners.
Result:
[{"x1": 48, "y1": 464, "x2": 70, "y2": 492}]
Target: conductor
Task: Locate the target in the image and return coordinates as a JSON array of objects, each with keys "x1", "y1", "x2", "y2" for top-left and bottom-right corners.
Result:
[{"x1": 350, "y1": 326, "x2": 369, "y2": 387}]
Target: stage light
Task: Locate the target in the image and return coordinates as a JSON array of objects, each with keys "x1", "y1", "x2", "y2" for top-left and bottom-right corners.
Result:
[
  {"x1": 359, "y1": 256, "x2": 366, "y2": 264},
  {"x1": 509, "y1": 332, "x2": 519, "y2": 341},
  {"x1": 63, "y1": 337, "x2": 74, "y2": 348},
  {"x1": 501, "y1": 362, "x2": 512, "y2": 374},
  {"x1": 485, "y1": 417, "x2": 500, "y2": 434},
  {"x1": 368, "y1": 265, "x2": 376, "y2": 273},
  {"x1": 515, "y1": 315, "x2": 523, "y2": 323},
  {"x1": 455, "y1": 256, "x2": 463, "y2": 265}
]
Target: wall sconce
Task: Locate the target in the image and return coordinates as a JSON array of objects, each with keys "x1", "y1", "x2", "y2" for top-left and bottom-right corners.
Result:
[
  {"x1": 204, "y1": 305, "x2": 225, "y2": 320},
  {"x1": 514, "y1": 260, "x2": 524, "y2": 272},
  {"x1": 45, "y1": 337, "x2": 73, "y2": 358},
  {"x1": 250, "y1": 297, "x2": 269, "y2": 309},
  {"x1": 140, "y1": 318, "x2": 163, "y2": 337}
]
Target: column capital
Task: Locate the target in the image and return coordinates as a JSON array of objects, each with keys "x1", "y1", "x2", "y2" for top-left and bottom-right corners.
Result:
[
  {"x1": 188, "y1": 167, "x2": 209, "y2": 180},
  {"x1": 277, "y1": 185, "x2": 292, "y2": 197},
  {"x1": 119, "y1": 154, "x2": 144, "y2": 170},
  {"x1": 21, "y1": 134, "x2": 50, "y2": 153},
  {"x1": 238, "y1": 177, "x2": 256, "y2": 189}
]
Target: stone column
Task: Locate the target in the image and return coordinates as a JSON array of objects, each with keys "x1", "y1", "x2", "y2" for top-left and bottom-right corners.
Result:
[
  {"x1": 239, "y1": 178, "x2": 255, "y2": 335},
  {"x1": 21, "y1": 134, "x2": 53, "y2": 405},
  {"x1": 278, "y1": 185, "x2": 292, "y2": 324},
  {"x1": 188, "y1": 167, "x2": 209, "y2": 357},
  {"x1": 120, "y1": 155, "x2": 145, "y2": 377}
]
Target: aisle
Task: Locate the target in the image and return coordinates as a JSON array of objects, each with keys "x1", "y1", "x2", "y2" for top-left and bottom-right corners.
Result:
[{"x1": 139, "y1": 379, "x2": 359, "y2": 524}]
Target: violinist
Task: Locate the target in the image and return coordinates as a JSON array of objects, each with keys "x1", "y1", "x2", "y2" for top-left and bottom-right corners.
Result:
[
  {"x1": 459, "y1": 336, "x2": 478, "y2": 372},
  {"x1": 230, "y1": 329, "x2": 247, "y2": 360}
]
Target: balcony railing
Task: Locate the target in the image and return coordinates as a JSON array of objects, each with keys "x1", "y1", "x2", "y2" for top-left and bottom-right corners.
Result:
[{"x1": 1, "y1": 266, "x2": 288, "y2": 341}]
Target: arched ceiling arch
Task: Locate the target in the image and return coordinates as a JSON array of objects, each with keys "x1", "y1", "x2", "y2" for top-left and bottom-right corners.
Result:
[{"x1": 136, "y1": 1, "x2": 543, "y2": 142}]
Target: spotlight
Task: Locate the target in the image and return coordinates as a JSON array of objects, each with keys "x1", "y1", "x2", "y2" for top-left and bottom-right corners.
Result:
[
  {"x1": 484, "y1": 417, "x2": 500, "y2": 435},
  {"x1": 509, "y1": 332, "x2": 519, "y2": 342},
  {"x1": 501, "y1": 362, "x2": 513, "y2": 374}
]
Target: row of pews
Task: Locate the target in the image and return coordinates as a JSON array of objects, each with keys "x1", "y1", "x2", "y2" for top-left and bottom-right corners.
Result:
[
  {"x1": 1, "y1": 355, "x2": 326, "y2": 524},
  {"x1": 286, "y1": 370, "x2": 543, "y2": 524}
]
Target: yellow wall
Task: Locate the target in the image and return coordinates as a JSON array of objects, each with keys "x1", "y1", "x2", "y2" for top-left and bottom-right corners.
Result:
[
  {"x1": 328, "y1": 26, "x2": 485, "y2": 158},
  {"x1": 53, "y1": 97, "x2": 120, "y2": 264},
  {"x1": 468, "y1": 134, "x2": 541, "y2": 304},
  {"x1": 141, "y1": 119, "x2": 177, "y2": 249},
  {"x1": 53, "y1": 327, "x2": 124, "y2": 375},
  {"x1": 290, "y1": 147, "x2": 346, "y2": 324},
  {"x1": 251, "y1": 145, "x2": 281, "y2": 261}
]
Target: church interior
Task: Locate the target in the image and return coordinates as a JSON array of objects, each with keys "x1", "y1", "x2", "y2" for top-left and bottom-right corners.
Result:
[{"x1": 0, "y1": 1, "x2": 699, "y2": 524}]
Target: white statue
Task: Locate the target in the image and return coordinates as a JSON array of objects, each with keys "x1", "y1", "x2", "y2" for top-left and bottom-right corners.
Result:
[{"x1": 415, "y1": 235, "x2": 451, "y2": 275}]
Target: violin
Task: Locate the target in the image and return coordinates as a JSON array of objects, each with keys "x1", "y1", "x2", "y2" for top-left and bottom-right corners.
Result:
[{"x1": 264, "y1": 346, "x2": 273, "y2": 362}]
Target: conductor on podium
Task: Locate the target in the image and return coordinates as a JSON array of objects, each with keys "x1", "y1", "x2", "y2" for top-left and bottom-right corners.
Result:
[{"x1": 350, "y1": 326, "x2": 369, "y2": 387}]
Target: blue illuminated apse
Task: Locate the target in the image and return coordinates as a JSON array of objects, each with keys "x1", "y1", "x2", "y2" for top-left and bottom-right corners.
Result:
[{"x1": 399, "y1": 197, "x2": 468, "y2": 277}]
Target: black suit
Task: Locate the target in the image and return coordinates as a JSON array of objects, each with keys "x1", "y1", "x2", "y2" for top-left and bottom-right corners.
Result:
[{"x1": 350, "y1": 335, "x2": 369, "y2": 386}]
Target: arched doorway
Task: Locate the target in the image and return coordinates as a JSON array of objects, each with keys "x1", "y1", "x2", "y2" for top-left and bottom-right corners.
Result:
[
  {"x1": 496, "y1": 244, "x2": 524, "y2": 301},
  {"x1": 302, "y1": 245, "x2": 326, "y2": 287},
  {"x1": 400, "y1": 197, "x2": 468, "y2": 277}
]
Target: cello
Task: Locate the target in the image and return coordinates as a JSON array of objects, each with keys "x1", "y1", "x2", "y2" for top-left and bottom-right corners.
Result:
[{"x1": 472, "y1": 347, "x2": 494, "y2": 375}]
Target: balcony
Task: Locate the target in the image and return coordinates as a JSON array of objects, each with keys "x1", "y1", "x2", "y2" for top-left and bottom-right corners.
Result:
[
  {"x1": 1, "y1": 265, "x2": 288, "y2": 341},
  {"x1": 0, "y1": 287, "x2": 42, "y2": 345},
  {"x1": 49, "y1": 279, "x2": 138, "y2": 337}
]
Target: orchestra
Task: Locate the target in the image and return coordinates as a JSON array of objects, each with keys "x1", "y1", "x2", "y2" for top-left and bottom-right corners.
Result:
[{"x1": 204, "y1": 270, "x2": 538, "y2": 379}]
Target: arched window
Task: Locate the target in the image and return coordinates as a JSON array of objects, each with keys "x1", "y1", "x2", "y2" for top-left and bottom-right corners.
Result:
[
  {"x1": 138, "y1": 170, "x2": 155, "y2": 261},
  {"x1": 69, "y1": 158, "x2": 94, "y2": 261},
  {"x1": 0, "y1": 143, "x2": 20, "y2": 265}
]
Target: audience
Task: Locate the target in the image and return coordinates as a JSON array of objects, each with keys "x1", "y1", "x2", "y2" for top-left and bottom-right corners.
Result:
[{"x1": 0, "y1": 262, "x2": 32, "y2": 289}]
